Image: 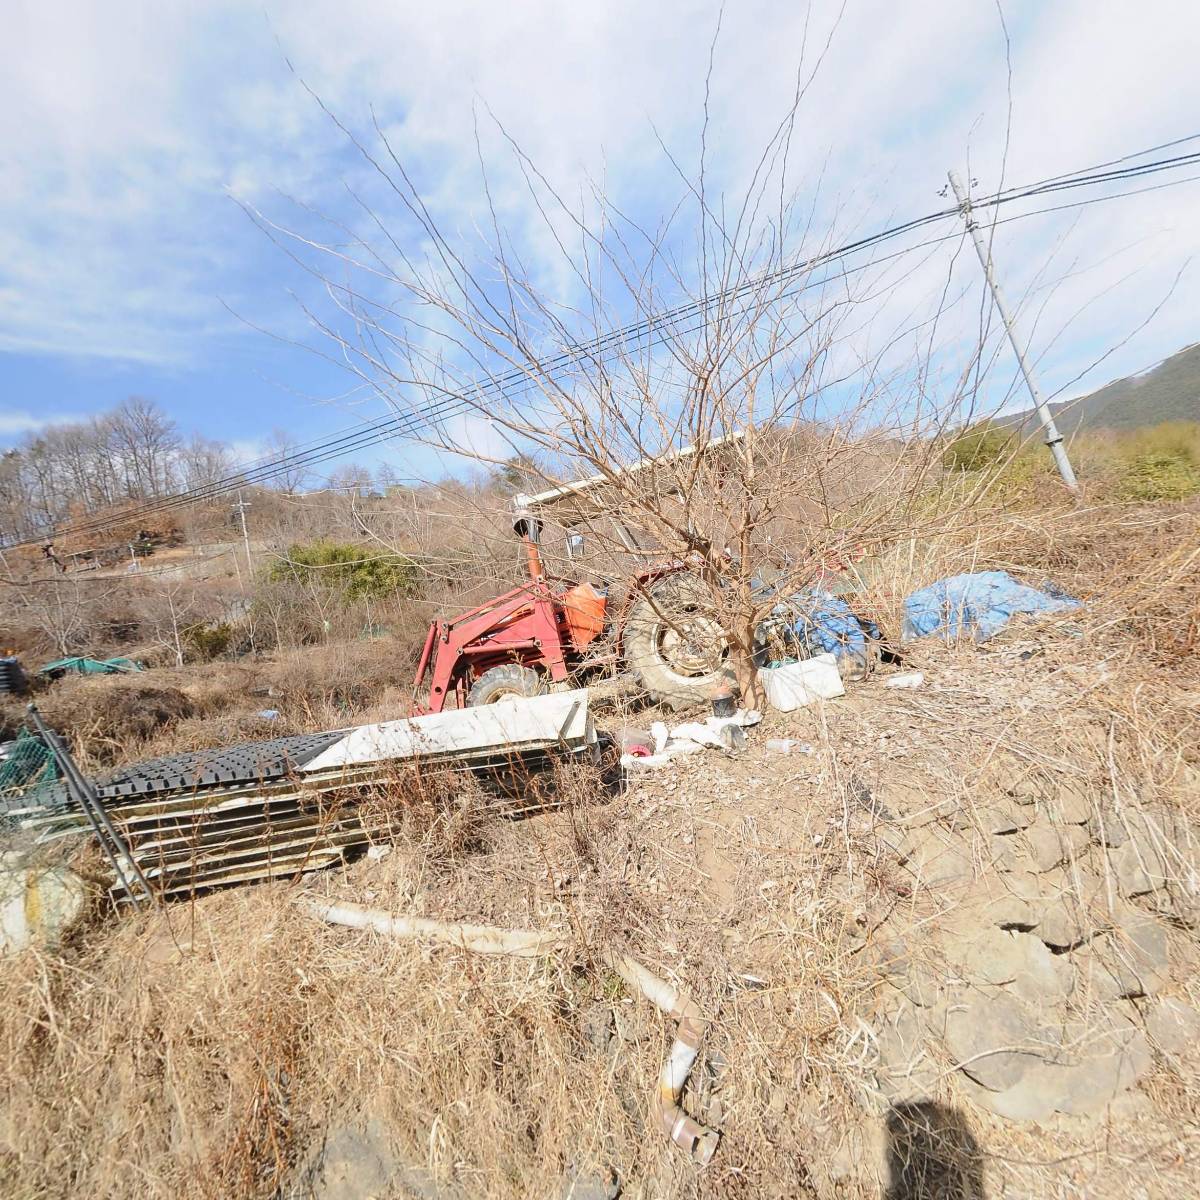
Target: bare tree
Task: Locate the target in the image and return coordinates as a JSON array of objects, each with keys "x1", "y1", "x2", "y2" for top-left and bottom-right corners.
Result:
[
  {"x1": 5, "y1": 574, "x2": 118, "y2": 659},
  {"x1": 178, "y1": 434, "x2": 238, "y2": 493},
  {"x1": 136, "y1": 574, "x2": 200, "y2": 667},
  {"x1": 264, "y1": 428, "x2": 316, "y2": 495},
  {"x1": 327, "y1": 463, "x2": 375, "y2": 499},
  {"x1": 108, "y1": 397, "x2": 180, "y2": 499},
  {"x1": 0, "y1": 449, "x2": 34, "y2": 544},
  {"x1": 0, "y1": 398, "x2": 188, "y2": 546},
  {"x1": 246, "y1": 80, "x2": 996, "y2": 704}
]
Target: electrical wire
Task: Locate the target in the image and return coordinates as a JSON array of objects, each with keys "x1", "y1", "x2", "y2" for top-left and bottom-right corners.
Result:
[
  {"x1": 990, "y1": 133, "x2": 1200, "y2": 196},
  {"x1": 8, "y1": 136, "x2": 1200, "y2": 549},
  {"x1": 10, "y1": 156, "x2": 1189, "y2": 552},
  {"x1": 4, "y1": 218, "x2": 969, "y2": 545},
  {"x1": 7, "y1": 218, "x2": 965, "y2": 543}
]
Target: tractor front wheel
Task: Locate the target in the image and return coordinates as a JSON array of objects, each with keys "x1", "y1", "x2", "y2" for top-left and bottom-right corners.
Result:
[{"x1": 466, "y1": 664, "x2": 547, "y2": 707}]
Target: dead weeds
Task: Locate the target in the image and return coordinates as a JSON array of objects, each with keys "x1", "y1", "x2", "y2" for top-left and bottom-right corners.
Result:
[{"x1": 0, "y1": 498, "x2": 1197, "y2": 1198}]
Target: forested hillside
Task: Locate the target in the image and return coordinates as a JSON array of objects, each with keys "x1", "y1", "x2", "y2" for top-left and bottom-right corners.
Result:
[{"x1": 1005, "y1": 342, "x2": 1200, "y2": 434}]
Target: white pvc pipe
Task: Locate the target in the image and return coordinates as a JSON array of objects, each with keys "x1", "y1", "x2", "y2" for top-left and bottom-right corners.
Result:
[
  {"x1": 611, "y1": 954, "x2": 688, "y2": 1020},
  {"x1": 302, "y1": 896, "x2": 719, "y2": 1163},
  {"x1": 662, "y1": 1034, "x2": 701, "y2": 1095},
  {"x1": 607, "y1": 954, "x2": 717, "y2": 1161},
  {"x1": 298, "y1": 897, "x2": 564, "y2": 957}
]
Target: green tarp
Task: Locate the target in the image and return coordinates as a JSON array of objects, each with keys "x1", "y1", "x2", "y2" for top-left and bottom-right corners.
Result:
[{"x1": 38, "y1": 656, "x2": 142, "y2": 677}]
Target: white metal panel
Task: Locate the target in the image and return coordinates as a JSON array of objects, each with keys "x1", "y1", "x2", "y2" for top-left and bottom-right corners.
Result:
[{"x1": 301, "y1": 689, "x2": 592, "y2": 772}]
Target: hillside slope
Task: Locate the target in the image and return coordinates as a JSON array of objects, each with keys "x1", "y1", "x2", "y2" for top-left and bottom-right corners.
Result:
[{"x1": 1007, "y1": 341, "x2": 1200, "y2": 435}]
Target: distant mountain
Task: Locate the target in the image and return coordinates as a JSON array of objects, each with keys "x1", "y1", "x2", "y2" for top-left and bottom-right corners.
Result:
[{"x1": 1002, "y1": 342, "x2": 1200, "y2": 436}]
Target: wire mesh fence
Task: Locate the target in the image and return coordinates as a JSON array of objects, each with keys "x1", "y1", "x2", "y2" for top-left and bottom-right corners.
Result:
[{"x1": 0, "y1": 728, "x2": 62, "y2": 827}]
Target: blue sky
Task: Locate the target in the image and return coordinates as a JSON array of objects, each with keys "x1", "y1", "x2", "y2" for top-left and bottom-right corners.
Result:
[{"x1": 2, "y1": 1, "x2": 1199, "y2": 479}]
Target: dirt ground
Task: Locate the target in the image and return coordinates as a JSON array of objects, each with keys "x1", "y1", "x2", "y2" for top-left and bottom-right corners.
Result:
[{"x1": 1, "y1": 605, "x2": 1198, "y2": 1199}]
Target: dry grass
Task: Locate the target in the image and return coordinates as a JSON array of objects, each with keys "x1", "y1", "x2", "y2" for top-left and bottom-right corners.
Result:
[
  {"x1": 0, "y1": 497, "x2": 1198, "y2": 1199},
  {"x1": 0, "y1": 746, "x2": 874, "y2": 1199},
  {"x1": 0, "y1": 639, "x2": 417, "y2": 771},
  {"x1": 858, "y1": 491, "x2": 1199, "y2": 670},
  {"x1": 11, "y1": 675, "x2": 198, "y2": 767}
]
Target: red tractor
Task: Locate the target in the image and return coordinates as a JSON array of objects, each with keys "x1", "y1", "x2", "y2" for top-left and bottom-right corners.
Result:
[{"x1": 411, "y1": 459, "x2": 734, "y2": 714}]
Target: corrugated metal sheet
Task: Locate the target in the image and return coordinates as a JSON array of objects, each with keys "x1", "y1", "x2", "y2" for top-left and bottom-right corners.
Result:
[{"x1": 22, "y1": 692, "x2": 595, "y2": 901}]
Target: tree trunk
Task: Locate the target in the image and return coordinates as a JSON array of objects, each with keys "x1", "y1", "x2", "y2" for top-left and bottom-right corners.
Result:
[{"x1": 728, "y1": 625, "x2": 764, "y2": 709}]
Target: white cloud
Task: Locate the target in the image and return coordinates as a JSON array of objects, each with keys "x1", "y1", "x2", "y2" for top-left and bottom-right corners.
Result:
[
  {"x1": 2, "y1": 0, "x2": 1198, "y2": 426},
  {"x1": 222, "y1": 0, "x2": 1200, "y2": 418},
  {"x1": 0, "y1": 4, "x2": 341, "y2": 365},
  {"x1": 0, "y1": 410, "x2": 72, "y2": 437},
  {"x1": 228, "y1": 438, "x2": 271, "y2": 465}
]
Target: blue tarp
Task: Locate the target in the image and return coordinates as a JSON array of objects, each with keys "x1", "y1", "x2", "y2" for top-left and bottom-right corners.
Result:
[
  {"x1": 768, "y1": 589, "x2": 881, "y2": 671},
  {"x1": 902, "y1": 571, "x2": 1080, "y2": 642},
  {"x1": 766, "y1": 570, "x2": 1079, "y2": 663}
]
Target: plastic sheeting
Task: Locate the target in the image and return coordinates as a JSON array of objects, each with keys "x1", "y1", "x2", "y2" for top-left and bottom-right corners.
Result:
[
  {"x1": 759, "y1": 653, "x2": 845, "y2": 712},
  {"x1": 766, "y1": 590, "x2": 880, "y2": 671},
  {"x1": 764, "y1": 571, "x2": 1079, "y2": 664},
  {"x1": 620, "y1": 709, "x2": 761, "y2": 769},
  {"x1": 38, "y1": 656, "x2": 141, "y2": 677},
  {"x1": 902, "y1": 571, "x2": 1080, "y2": 642}
]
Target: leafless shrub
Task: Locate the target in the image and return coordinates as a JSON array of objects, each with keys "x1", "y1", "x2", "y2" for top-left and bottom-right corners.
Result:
[{"x1": 241, "y1": 68, "x2": 1105, "y2": 710}]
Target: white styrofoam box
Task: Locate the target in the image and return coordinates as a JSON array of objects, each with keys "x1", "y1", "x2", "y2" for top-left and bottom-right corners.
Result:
[{"x1": 759, "y1": 653, "x2": 845, "y2": 713}]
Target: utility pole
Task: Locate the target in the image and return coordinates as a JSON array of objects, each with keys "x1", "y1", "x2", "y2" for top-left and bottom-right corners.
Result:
[
  {"x1": 947, "y1": 169, "x2": 1078, "y2": 491},
  {"x1": 232, "y1": 492, "x2": 254, "y2": 578},
  {"x1": 231, "y1": 490, "x2": 258, "y2": 654}
]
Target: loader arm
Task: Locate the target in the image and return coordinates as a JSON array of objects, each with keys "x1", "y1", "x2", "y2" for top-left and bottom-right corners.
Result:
[{"x1": 412, "y1": 580, "x2": 571, "y2": 713}]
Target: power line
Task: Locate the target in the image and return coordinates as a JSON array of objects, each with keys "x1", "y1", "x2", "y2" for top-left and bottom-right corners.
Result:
[
  {"x1": 15, "y1": 146, "x2": 1196, "y2": 550},
  {"x1": 65, "y1": 203, "x2": 969, "y2": 511},
  {"x1": 9, "y1": 136, "x2": 1200, "y2": 548},
  {"x1": 9, "y1": 218, "x2": 968, "y2": 542},
  {"x1": 991, "y1": 136, "x2": 1200, "y2": 197},
  {"x1": 2, "y1": 218, "x2": 973, "y2": 548}
]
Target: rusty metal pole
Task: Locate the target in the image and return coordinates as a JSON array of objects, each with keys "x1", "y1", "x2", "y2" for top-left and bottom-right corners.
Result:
[
  {"x1": 26, "y1": 705, "x2": 156, "y2": 907},
  {"x1": 522, "y1": 534, "x2": 544, "y2": 581},
  {"x1": 512, "y1": 502, "x2": 545, "y2": 581}
]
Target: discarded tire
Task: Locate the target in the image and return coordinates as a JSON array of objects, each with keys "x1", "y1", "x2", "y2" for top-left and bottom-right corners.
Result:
[
  {"x1": 624, "y1": 575, "x2": 735, "y2": 711},
  {"x1": 467, "y1": 663, "x2": 547, "y2": 706}
]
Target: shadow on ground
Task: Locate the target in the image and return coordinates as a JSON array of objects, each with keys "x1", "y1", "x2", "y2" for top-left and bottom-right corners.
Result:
[{"x1": 885, "y1": 1101, "x2": 984, "y2": 1200}]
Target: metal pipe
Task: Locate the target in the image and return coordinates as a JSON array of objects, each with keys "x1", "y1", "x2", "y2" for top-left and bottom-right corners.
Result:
[
  {"x1": 48, "y1": 737, "x2": 135, "y2": 903},
  {"x1": 26, "y1": 705, "x2": 156, "y2": 907},
  {"x1": 459, "y1": 639, "x2": 540, "y2": 655},
  {"x1": 522, "y1": 533, "x2": 544, "y2": 581},
  {"x1": 60, "y1": 753, "x2": 154, "y2": 904}
]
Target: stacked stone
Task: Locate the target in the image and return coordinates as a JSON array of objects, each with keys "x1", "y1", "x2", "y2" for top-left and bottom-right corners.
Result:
[{"x1": 865, "y1": 774, "x2": 1199, "y2": 1122}]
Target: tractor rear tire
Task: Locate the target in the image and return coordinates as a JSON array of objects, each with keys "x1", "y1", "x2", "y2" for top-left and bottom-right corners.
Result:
[
  {"x1": 467, "y1": 664, "x2": 547, "y2": 707},
  {"x1": 623, "y1": 575, "x2": 735, "y2": 712}
]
